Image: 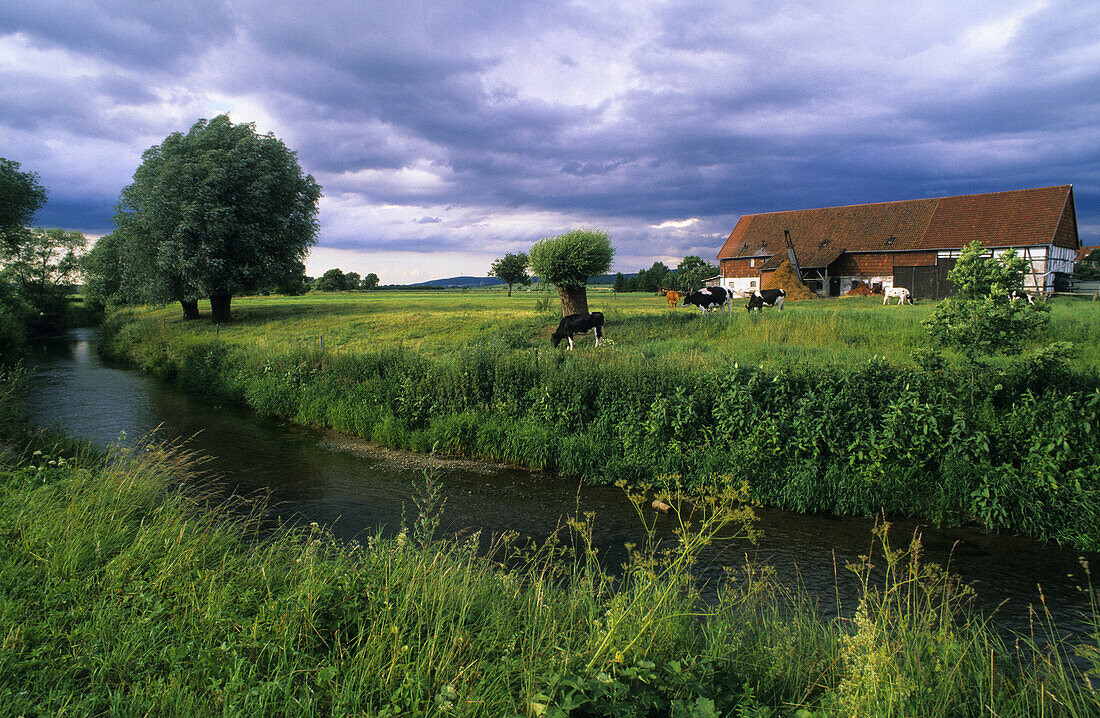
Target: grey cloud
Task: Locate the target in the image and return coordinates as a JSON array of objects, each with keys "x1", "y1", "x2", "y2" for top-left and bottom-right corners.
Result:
[{"x1": 1, "y1": 0, "x2": 1097, "y2": 269}]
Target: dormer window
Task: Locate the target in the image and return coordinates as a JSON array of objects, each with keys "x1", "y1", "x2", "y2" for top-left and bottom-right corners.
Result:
[{"x1": 886, "y1": 235, "x2": 895, "y2": 246}]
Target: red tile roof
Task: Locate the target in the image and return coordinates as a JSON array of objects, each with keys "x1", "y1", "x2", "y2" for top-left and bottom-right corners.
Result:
[{"x1": 718, "y1": 186, "x2": 1077, "y2": 267}]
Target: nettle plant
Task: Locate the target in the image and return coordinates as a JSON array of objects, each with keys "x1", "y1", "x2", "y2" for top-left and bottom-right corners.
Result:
[{"x1": 924, "y1": 240, "x2": 1049, "y2": 363}]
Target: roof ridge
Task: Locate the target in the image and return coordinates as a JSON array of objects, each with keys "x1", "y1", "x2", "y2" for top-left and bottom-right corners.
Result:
[{"x1": 740, "y1": 185, "x2": 1071, "y2": 219}]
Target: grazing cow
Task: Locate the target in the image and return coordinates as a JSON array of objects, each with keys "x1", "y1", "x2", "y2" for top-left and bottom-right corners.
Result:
[
  {"x1": 682, "y1": 287, "x2": 735, "y2": 315},
  {"x1": 551, "y1": 311, "x2": 604, "y2": 350},
  {"x1": 1010, "y1": 289, "x2": 1035, "y2": 305},
  {"x1": 883, "y1": 286, "x2": 913, "y2": 305},
  {"x1": 747, "y1": 288, "x2": 786, "y2": 312},
  {"x1": 666, "y1": 290, "x2": 681, "y2": 308}
]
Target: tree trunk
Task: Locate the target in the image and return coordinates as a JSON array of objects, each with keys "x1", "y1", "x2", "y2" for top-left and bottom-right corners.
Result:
[
  {"x1": 210, "y1": 294, "x2": 233, "y2": 324},
  {"x1": 507, "y1": 283, "x2": 513, "y2": 297},
  {"x1": 557, "y1": 285, "x2": 589, "y2": 316},
  {"x1": 180, "y1": 299, "x2": 200, "y2": 320}
]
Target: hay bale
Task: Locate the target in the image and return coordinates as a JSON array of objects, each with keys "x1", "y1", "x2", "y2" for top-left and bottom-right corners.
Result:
[
  {"x1": 846, "y1": 280, "x2": 871, "y2": 296},
  {"x1": 762, "y1": 261, "x2": 818, "y2": 300}
]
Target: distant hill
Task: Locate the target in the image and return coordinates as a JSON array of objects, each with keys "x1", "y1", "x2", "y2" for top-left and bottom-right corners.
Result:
[
  {"x1": 409, "y1": 273, "x2": 629, "y2": 288},
  {"x1": 410, "y1": 276, "x2": 506, "y2": 288}
]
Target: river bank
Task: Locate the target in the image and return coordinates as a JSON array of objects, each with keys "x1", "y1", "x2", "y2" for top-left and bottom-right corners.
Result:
[
  {"x1": 3, "y1": 364, "x2": 1098, "y2": 716},
  {"x1": 96, "y1": 295, "x2": 1100, "y2": 550}
]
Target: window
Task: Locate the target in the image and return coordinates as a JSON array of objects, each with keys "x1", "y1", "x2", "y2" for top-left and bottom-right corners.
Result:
[
  {"x1": 750, "y1": 280, "x2": 757, "y2": 288},
  {"x1": 750, "y1": 258, "x2": 755, "y2": 268}
]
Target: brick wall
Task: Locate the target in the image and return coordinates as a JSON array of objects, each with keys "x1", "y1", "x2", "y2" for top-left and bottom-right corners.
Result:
[{"x1": 721, "y1": 257, "x2": 759, "y2": 278}]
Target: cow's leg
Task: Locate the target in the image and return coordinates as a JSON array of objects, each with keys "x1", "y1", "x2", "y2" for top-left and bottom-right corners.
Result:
[
  {"x1": 594, "y1": 326, "x2": 602, "y2": 347},
  {"x1": 567, "y1": 336, "x2": 574, "y2": 350},
  {"x1": 776, "y1": 296, "x2": 784, "y2": 311}
]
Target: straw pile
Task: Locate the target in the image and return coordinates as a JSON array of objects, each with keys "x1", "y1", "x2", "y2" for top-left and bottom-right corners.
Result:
[
  {"x1": 846, "y1": 280, "x2": 871, "y2": 296},
  {"x1": 762, "y1": 260, "x2": 818, "y2": 300}
]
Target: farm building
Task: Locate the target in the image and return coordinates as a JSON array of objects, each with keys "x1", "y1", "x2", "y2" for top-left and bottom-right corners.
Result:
[{"x1": 716, "y1": 185, "x2": 1081, "y2": 299}]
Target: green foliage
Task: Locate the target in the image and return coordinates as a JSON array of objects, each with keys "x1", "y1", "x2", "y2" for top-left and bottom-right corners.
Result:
[
  {"x1": 362, "y1": 272, "x2": 379, "y2": 290},
  {"x1": 675, "y1": 256, "x2": 717, "y2": 294},
  {"x1": 113, "y1": 115, "x2": 322, "y2": 314},
  {"x1": 315, "y1": 268, "x2": 349, "y2": 291},
  {"x1": 528, "y1": 228, "x2": 614, "y2": 290},
  {"x1": 488, "y1": 252, "x2": 530, "y2": 296},
  {"x1": 0, "y1": 282, "x2": 33, "y2": 363},
  {"x1": 1076, "y1": 248, "x2": 1100, "y2": 281},
  {"x1": 1, "y1": 227, "x2": 86, "y2": 331},
  {"x1": 80, "y1": 230, "x2": 132, "y2": 310},
  {"x1": 637, "y1": 261, "x2": 669, "y2": 293},
  {"x1": 0, "y1": 157, "x2": 47, "y2": 252},
  {"x1": 925, "y1": 241, "x2": 1050, "y2": 360}
]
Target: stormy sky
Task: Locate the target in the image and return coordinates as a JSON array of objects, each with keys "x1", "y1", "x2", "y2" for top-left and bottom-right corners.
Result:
[{"x1": 2, "y1": 1, "x2": 1098, "y2": 283}]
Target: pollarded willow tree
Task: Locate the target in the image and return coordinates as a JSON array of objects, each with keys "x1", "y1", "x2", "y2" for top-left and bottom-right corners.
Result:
[
  {"x1": 114, "y1": 115, "x2": 322, "y2": 322},
  {"x1": 528, "y1": 229, "x2": 614, "y2": 316}
]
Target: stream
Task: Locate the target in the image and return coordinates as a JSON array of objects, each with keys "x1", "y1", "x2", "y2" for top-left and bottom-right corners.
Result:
[{"x1": 21, "y1": 328, "x2": 1098, "y2": 644}]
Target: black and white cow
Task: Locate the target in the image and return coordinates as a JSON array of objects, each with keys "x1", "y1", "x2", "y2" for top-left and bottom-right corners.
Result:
[
  {"x1": 551, "y1": 311, "x2": 604, "y2": 350},
  {"x1": 682, "y1": 287, "x2": 736, "y2": 316},
  {"x1": 1009, "y1": 289, "x2": 1035, "y2": 305},
  {"x1": 746, "y1": 288, "x2": 786, "y2": 312}
]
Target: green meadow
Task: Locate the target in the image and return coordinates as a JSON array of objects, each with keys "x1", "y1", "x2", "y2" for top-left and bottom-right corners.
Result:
[{"x1": 107, "y1": 288, "x2": 1100, "y2": 370}]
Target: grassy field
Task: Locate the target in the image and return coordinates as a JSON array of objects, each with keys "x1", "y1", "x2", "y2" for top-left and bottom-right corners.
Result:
[
  {"x1": 119, "y1": 289, "x2": 1100, "y2": 371},
  {"x1": 1, "y1": 391, "x2": 1097, "y2": 716}
]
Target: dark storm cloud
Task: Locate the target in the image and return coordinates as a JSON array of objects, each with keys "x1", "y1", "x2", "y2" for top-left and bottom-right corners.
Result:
[
  {"x1": 1, "y1": 0, "x2": 1097, "y2": 276},
  {"x1": 0, "y1": 1, "x2": 235, "y2": 72}
]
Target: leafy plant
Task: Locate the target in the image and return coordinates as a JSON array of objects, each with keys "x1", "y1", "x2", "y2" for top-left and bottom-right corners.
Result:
[{"x1": 924, "y1": 241, "x2": 1050, "y2": 361}]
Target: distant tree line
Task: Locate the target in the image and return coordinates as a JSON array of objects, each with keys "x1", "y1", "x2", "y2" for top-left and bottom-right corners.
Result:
[
  {"x1": 612, "y1": 256, "x2": 717, "y2": 294},
  {"x1": 312, "y1": 268, "x2": 379, "y2": 292}
]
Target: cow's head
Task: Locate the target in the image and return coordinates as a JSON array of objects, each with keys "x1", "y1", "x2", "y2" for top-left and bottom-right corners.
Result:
[{"x1": 550, "y1": 332, "x2": 564, "y2": 348}]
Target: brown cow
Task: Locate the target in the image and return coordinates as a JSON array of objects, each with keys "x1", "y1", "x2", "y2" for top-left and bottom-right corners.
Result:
[{"x1": 666, "y1": 290, "x2": 681, "y2": 308}]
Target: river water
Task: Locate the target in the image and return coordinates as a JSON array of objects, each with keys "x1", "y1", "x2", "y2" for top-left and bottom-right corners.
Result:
[{"x1": 22, "y1": 329, "x2": 1098, "y2": 642}]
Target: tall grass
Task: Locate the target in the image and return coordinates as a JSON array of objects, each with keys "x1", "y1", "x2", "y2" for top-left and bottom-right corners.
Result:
[
  {"x1": 99, "y1": 295, "x2": 1100, "y2": 549},
  {"x1": 1, "y1": 419, "x2": 1097, "y2": 716}
]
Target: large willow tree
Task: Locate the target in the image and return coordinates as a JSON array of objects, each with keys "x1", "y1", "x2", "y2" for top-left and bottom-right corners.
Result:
[
  {"x1": 115, "y1": 115, "x2": 321, "y2": 322},
  {"x1": 529, "y1": 229, "x2": 614, "y2": 316}
]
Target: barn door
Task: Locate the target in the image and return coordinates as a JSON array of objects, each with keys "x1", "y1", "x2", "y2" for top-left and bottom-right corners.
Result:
[{"x1": 894, "y1": 260, "x2": 957, "y2": 300}]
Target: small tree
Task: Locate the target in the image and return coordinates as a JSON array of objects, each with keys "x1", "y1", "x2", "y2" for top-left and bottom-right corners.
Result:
[
  {"x1": 612, "y1": 272, "x2": 628, "y2": 293},
  {"x1": 344, "y1": 271, "x2": 361, "y2": 290},
  {"x1": 315, "y1": 268, "x2": 347, "y2": 291},
  {"x1": 924, "y1": 241, "x2": 1049, "y2": 362},
  {"x1": 528, "y1": 229, "x2": 614, "y2": 316},
  {"x1": 675, "y1": 255, "x2": 717, "y2": 293},
  {"x1": 639, "y1": 261, "x2": 669, "y2": 294},
  {"x1": 81, "y1": 231, "x2": 128, "y2": 310},
  {"x1": 489, "y1": 252, "x2": 530, "y2": 297},
  {"x1": 0, "y1": 158, "x2": 47, "y2": 253},
  {"x1": 361, "y1": 272, "x2": 379, "y2": 290},
  {"x1": 1, "y1": 227, "x2": 86, "y2": 329}
]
